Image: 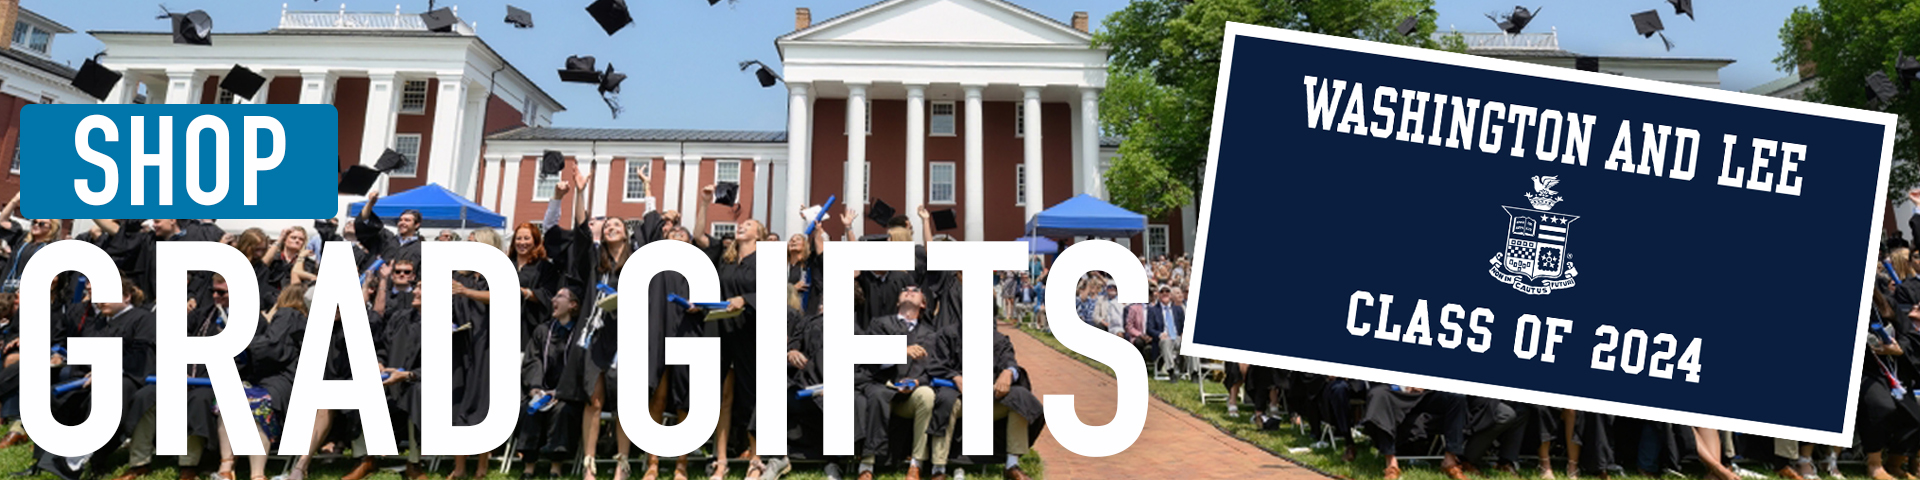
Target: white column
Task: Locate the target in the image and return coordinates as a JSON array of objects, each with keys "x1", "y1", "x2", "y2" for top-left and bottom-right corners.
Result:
[
  {"x1": 663, "y1": 157, "x2": 684, "y2": 213},
  {"x1": 680, "y1": 157, "x2": 702, "y2": 220},
  {"x1": 361, "y1": 72, "x2": 402, "y2": 194},
  {"x1": 963, "y1": 84, "x2": 985, "y2": 241},
  {"x1": 1081, "y1": 88, "x2": 1103, "y2": 199},
  {"x1": 771, "y1": 163, "x2": 790, "y2": 234},
  {"x1": 592, "y1": 158, "x2": 612, "y2": 217},
  {"x1": 844, "y1": 83, "x2": 868, "y2": 238},
  {"x1": 455, "y1": 84, "x2": 489, "y2": 197},
  {"x1": 783, "y1": 83, "x2": 812, "y2": 239},
  {"x1": 1069, "y1": 91, "x2": 1083, "y2": 196},
  {"x1": 164, "y1": 69, "x2": 200, "y2": 105},
  {"x1": 1022, "y1": 86, "x2": 1045, "y2": 222},
  {"x1": 298, "y1": 69, "x2": 335, "y2": 105},
  {"x1": 426, "y1": 74, "x2": 466, "y2": 187},
  {"x1": 481, "y1": 155, "x2": 504, "y2": 211},
  {"x1": 904, "y1": 84, "x2": 926, "y2": 242},
  {"x1": 752, "y1": 157, "x2": 771, "y2": 223},
  {"x1": 499, "y1": 156, "x2": 522, "y2": 224},
  {"x1": 102, "y1": 74, "x2": 138, "y2": 104}
]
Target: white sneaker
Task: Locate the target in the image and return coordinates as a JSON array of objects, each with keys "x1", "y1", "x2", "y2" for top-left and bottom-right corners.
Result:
[
  {"x1": 1733, "y1": 466, "x2": 1767, "y2": 479},
  {"x1": 824, "y1": 463, "x2": 843, "y2": 480},
  {"x1": 1310, "y1": 441, "x2": 1331, "y2": 449},
  {"x1": 1227, "y1": 405, "x2": 1240, "y2": 418}
]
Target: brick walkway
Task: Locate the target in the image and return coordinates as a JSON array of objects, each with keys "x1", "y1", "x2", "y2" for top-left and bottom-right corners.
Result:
[{"x1": 1004, "y1": 326, "x2": 1331, "y2": 480}]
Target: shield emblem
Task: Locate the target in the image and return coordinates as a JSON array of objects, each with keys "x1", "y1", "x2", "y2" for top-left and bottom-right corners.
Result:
[{"x1": 1500, "y1": 206, "x2": 1578, "y2": 279}]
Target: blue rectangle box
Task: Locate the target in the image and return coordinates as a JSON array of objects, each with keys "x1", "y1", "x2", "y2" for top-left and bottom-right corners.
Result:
[{"x1": 19, "y1": 104, "x2": 338, "y2": 219}]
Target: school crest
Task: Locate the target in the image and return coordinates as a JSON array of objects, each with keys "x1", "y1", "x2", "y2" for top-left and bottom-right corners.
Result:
[{"x1": 1489, "y1": 176, "x2": 1579, "y2": 295}]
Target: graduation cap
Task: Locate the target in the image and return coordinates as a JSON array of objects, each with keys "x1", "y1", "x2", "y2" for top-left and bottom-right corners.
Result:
[
  {"x1": 708, "y1": 0, "x2": 722, "y2": 5},
  {"x1": 866, "y1": 198, "x2": 896, "y2": 227},
  {"x1": 559, "y1": 56, "x2": 600, "y2": 83},
  {"x1": 1668, "y1": 0, "x2": 1694, "y2": 21},
  {"x1": 505, "y1": 5, "x2": 533, "y2": 28},
  {"x1": 584, "y1": 0, "x2": 632, "y2": 36},
  {"x1": 929, "y1": 209, "x2": 957, "y2": 231},
  {"x1": 420, "y1": 7, "x2": 460, "y2": 32},
  {"x1": 1898, "y1": 52, "x2": 1920, "y2": 88},
  {"x1": 738, "y1": 60, "x2": 782, "y2": 88},
  {"x1": 598, "y1": 63, "x2": 627, "y2": 119},
  {"x1": 219, "y1": 64, "x2": 267, "y2": 101},
  {"x1": 1395, "y1": 15, "x2": 1419, "y2": 37},
  {"x1": 1576, "y1": 56, "x2": 1600, "y2": 73},
  {"x1": 339, "y1": 166, "x2": 381, "y2": 195},
  {"x1": 858, "y1": 233, "x2": 891, "y2": 242},
  {"x1": 70, "y1": 54, "x2": 122, "y2": 102},
  {"x1": 1485, "y1": 6, "x2": 1540, "y2": 35},
  {"x1": 1632, "y1": 10, "x2": 1674, "y2": 51},
  {"x1": 540, "y1": 150, "x2": 566, "y2": 176},
  {"x1": 163, "y1": 8, "x2": 214, "y2": 46},
  {"x1": 1867, "y1": 71, "x2": 1899, "y2": 105},
  {"x1": 714, "y1": 181, "x2": 740, "y2": 206},
  {"x1": 375, "y1": 148, "x2": 410, "y2": 173}
]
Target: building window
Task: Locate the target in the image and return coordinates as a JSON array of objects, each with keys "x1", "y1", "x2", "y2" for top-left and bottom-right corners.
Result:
[
  {"x1": 1146, "y1": 225, "x2": 1170, "y2": 259},
  {"x1": 710, "y1": 222, "x2": 737, "y2": 239},
  {"x1": 534, "y1": 172, "x2": 560, "y2": 201},
  {"x1": 864, "y1": 161, "x2": 871, "y2": 200},
  {"x1": 13, "y1": 23, "x2": 49, "y2": 56},
  {"x1": 1014, "y1": 105, "x2": 1025, "y2": 138},
  {"x1": 10, "y1": 146, "x2": 20, "y2": 174},
  {"x1": 623, "y1": 161, "x2": 651, "y2": 202},
  {"x1": 716, "y1": 160, "x2": 741, "y2": 183},
  {"x1": 217, "y1": 89, "x2": 235, "y2": 105},
  {"x1": 391, "y1": 134, "x2": 422, "y2": 177},
  {"x1": 929, "y1": 162, "x2": 955, "y2": 205},
  {"x1": 399, "y1": 80, "x2": 429, "y2": 114},
  {"x1": 1014, "y1": 164, "x2": 1026, "y2": 207},
  {"x1": 929, "y1": 101, "x2": 955, "y2": 136}
]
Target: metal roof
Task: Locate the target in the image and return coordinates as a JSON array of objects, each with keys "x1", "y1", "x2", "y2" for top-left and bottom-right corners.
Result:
[
  {"x1": 0, "y1": 48, "x2": 75, "y2": 80},
  {"x1": 489, "y1": 126, "x2": 788, "y2": 143}
]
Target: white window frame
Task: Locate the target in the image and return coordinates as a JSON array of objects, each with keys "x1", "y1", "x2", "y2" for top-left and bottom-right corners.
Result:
[
  {"x1": 623, "y1": 161, "x2": 652, "y2": 202},
  {"x1": 399, "y1": 80, "x2": 429, "y2": 114},
  {"x1": 1146, "y1": 224, "x2": 1170, "y2": 260},
  {"x1": 716, "y1": 159, "x2": 742, "y2": 183},
  {"x1": 1014, "y1": 164, "x2": 1026, "y2": 207},
  {"x1": 13, "y1": 22, "x2": 49, "y2": 56},
  {"x1": 1014, "y1": 105, "x2": 1025, "y2": 138},
  {"x1": 216, "y1": 89, "x2": 236, "y2": 105},
  {"x1": 10, "y1": 146, "x2": 20, "y2": 174},
  {"x1": 710, "y1": 222, "x2": 738, "y2": 239},
  {"x1": 533, "y1": 172, "x2": 561, "y2": 202},
  {"x1": 390, "y1": 134, "x2": 422, "y2": 177},
  {"x1": 929, "y1": 101, "x2": 956, "y2": 137},
  {"x1": 928, "y1": 161, "x2": 956, "y2": 205}
]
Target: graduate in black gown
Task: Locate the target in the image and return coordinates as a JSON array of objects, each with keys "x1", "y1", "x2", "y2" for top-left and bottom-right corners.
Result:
[
  {"x1": 444, "y1": 260, "x2": 494, "y2": 479},
  {"x1": 855, "y1": 286, "x2": 943, "y2": 479},
  {"x1": 353, "y1": 192, "x2": 425, "y2": 268},
  {"x1": 519, "y1": 286, "x2": 579, "y2": 480},
  {"x1": 1360, "y1": 384, "x2": 1471, "y2": 480},
  {"x1": 117, "y1": 276, "x2": 232, "y2": 480},
  {"x1": 33, "y1": 278, "x2": 155, "y2": 480},
  {"x1": 375, "y1": 282, "x2": 426, "y2": 480},
  {"x1": 260, "y1": 227, "x2": 318, "y2": 306},
  {"x1": 711, "y1": 218, "x2": 768, "y2": 480},
  {"x1": 636, "y1": 224, "x2": 709, "y2": 480}
]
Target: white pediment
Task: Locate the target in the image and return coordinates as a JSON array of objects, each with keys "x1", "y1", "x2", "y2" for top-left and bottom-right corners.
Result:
[{"x1": 787, "y1": 0, "x2": 1090, "y2": 46}]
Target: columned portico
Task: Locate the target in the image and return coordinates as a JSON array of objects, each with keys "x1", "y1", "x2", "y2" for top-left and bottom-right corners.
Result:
[
  {"x1": 963, "y1": 84, "x2": 985, "y2": 241},
  {"x1": 426, "y1": 73, "x2": 468, "y2": 187},
  {"x1": 299, "y1": 69, "x2": 335, "y2": 104}
]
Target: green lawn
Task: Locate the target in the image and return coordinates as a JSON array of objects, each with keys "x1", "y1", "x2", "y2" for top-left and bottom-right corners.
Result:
[{"x1": 1013, "y1": 325, "x2": 1830, "y2": 480}]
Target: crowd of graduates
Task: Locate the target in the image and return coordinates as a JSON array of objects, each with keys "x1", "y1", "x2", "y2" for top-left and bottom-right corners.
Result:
[{"x1": 0, "y1": 160, "x2": 1045, "y2": 480}]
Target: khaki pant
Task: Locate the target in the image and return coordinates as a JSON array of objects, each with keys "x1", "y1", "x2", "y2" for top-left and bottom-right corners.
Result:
[
  {"x1": 948, "y1": 400, "x2": 1031, "y2": 459},
  {"x1": 864, "y1": 386, "x2": 938, "y2": 466},
  {"x1": 127, "y1": 410, "x2": 206, "y2": 468}
]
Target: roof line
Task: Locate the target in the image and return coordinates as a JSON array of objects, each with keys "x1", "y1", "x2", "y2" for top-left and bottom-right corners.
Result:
[{"x1": 777, "y1": 0, "x2": 1092, "y2": 43}]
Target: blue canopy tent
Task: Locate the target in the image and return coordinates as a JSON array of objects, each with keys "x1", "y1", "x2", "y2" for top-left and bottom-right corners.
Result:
[
  {"x1": 1015, "y1": 236, "x2": 1059, "y2": 254},
  {"x1": 346, "y1": 183, "x2": 506, "y2": 229},
  {"x1": 1025, "y1": 194, "x2": 1148, "y2": 239}
]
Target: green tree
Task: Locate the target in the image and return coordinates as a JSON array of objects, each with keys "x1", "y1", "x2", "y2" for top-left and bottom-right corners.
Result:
[
  {"x1": 1776, "y1": 0, "x2": 1918, "y2": 203},
  {"x1": 1093, "y1": 0, "x2": 1460, "y2": 218}
]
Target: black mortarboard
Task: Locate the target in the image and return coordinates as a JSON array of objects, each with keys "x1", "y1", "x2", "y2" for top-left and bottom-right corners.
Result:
[
  {"x1": 929, "y1": 209, "x2": 957, "y2": 231},
  {"x1": 599, "y1": 63, "x2": 626, "y2": 95},
  {"x1": 71, "y1": 55, "x2": 122, "y2": 102},
  {"x1": 585, "y1": 0, "x2": 632, "y2": 36},
  {"x1": 1576, "y1": 56, "x2": 1600, "y2": 72},
  {"x1": 374, "y1": 148, "x2": 410, "y2": 173},
  {"x1": 708, "y1": 0, "x2": 721, "y2": 5},
  {"x1": 339, "y1": 165, "x2": 381, "y2": 195},
  {"x1": 540, "y1": 150, "x2": 565, "y2": 176},
  {"x1": 167, "y1": 10, "x2": 213, "y2": 46},
  {"x1": 1668, "y1": 0, "x2": 1694, "y2": 21},
  {"x1": 714, "y1": 182, "x2": 740, "y2": 206},
  {"x1": 1867, "y1": 71, "x2": 1899, "y2": 105},
  {"x1": 866, "y1": 199, "x2": 896, "y2": 227},
  {"x1": 1632, "y1": 10, "x2": 1674, "y2": 51},
  {"x1": 859, "y1": 234, "x2": 891, "y2": 242},
  {"x1": 420, "y1": 7, "x2": 459, "y2": 32},
  {"x1": 1395, "y1": 15, "x2": 1419, "y2": 36},
  {"x1": 1485, "y1": 6, "x2": 1539, "y2": 35},
  {"x1": 739, "y1": 60, "x2": 782, "y2": 88},
  {"x1": 219, "y1": 64, "x2": 267, "y2": 101},
  {"x1": 559, "y1": 56, "x2": 600, "y2": 83},
  {"x1": 505, "y1": 5, "x2": 533, "y2": 28},
  {"x1": 1898, "y1": 52, "x2": 1920, "y2": 87}
]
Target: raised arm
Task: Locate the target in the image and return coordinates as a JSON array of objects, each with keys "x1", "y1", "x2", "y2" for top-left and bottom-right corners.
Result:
[
  {"x1": 916, "y1": 205, "x2": 933, "y2": 245},
  {"x1": 94, "y1": 218, "x2": 122, "y2": 235},
  {"x1": 572, "y1": 167, "x2": 593, "y2": 228},
  {"x1": 0, "y1": 193, "x2": 19, "y2": 231},
  {"x1": 544, "y1": 178, "x2": 573, "y2": 231},
  {"x1": 692, "y1": 184, "x2": 714, "y2": 248}
]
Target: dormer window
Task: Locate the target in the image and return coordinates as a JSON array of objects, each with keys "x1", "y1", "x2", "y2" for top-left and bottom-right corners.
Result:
[{"x1": 12, "y1": 22, "x2": 52, "y2": 56}]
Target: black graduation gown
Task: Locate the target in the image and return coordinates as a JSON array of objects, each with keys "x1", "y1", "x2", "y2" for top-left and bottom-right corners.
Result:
[
  {"x1": 787, "y1": 241, "x2": 825, "y2": 316},
  {"x1": 244, "y1": 309, "x2": 307, "y2": 424},
  {"x1": 379, "y1": 304, "x2": 424, "y2": 430},
  {"x1": 353, "y1": 215, "x2": 423, "y2": 267},
  {"x1": 37, "y1": 306, "x2": 152, "y2": 479},
  {"x1": 715, "y1": 252, "x2": 761, "y2": 452},
  {"x1": 261, "y1": 255, "x2": 318, "y2": 306},
  {"x1": 647, "y1": 270, "x2": 706, "y2": 414},
  {"x1": 514, "y1": 258, "x2": 560, "y2": 340},
  {"x1": 854, "y1": 314, "x2": 943, "y2": 457},
  {"x1": 857, "y1": 270, "x2": 918, "y2": 333},
  {"x1": 453, "y1": 272, "x2": 490, "y2": 426}
]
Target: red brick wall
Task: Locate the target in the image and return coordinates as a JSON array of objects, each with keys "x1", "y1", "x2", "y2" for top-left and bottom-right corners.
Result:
[
  {"x1": 199, "y1": 77, "x2": 219, "y2": 104},
  {"x1": 0, "y1": 94, "x2": 29, "y2": 201},
  {"x1": 690, "y1": 158, "x2": 759, "y2": 237},
  {"x1": 484, "y1": 94, "x2": 526, "y2": 135},
  {"x1": 388, "y1": 78, "x2": 439, "y2": 192},
  {"x1": 507, "y1": 154, "x2": 580, "y2": 226},
  {"x1": 333, "y1": 77, "x2": 369, "y2": 172},
  {"x1": 266, "y1": 77, "x2": 300, "y2": 105}
]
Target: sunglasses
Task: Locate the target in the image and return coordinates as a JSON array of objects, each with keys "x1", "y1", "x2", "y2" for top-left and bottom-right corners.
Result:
[
  {"x1": 211, "y1": 289, "x2": 229, "y2": 296},
  {"x1": 394, "y1": 269, "x2": 416, "y2": 275}
]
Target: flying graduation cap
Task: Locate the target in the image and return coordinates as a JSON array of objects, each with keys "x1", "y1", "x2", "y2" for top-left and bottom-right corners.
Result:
[
  {"x1": 71, "y1": 53, "x2": 123, "y2": 101},
  {"x1": 420, "y1": 7, "x2": 460, "y2": 32},
  {"x1": 1632, "y1": 10, "x2": 1674, "y2": 51},
  {"x1": 160, "y1": 7, "x2": 213, "y2": 46},
  {"x1": 714, "y1": 181, "x2": 740, "y2": 206},
  {"x1": 1395, "y1": 15, "x2": 1419, "y2": 36},
  {"x1": 1898, "y1": 51, "x2": 1920, "y2": 88},
  {"x1": 559, "y1": 56, "x2": 601, "y2": 83},
  {"x1": 540, "y1": 150, "x2": 566, "y2": 176},
  {"x1": 1668, "y1": 0, "x2": 1694, "y2": 21},
  {"x1": 584, "y1": 0, "x2": 633, "y2": 36},
  {"x1": 505, "y1": 5, "x2": 533, "y2": 28},
  {"x1": 338, "y1": 149, "x2": 412, "y2": 195},
  {"x1": 739, "y1": 60, "x2": 782, "y2": 88},
  {"x1": 598, "y1": 63, "x2": 628, "y2": 119},
  {"x1": 1866, "y1": 71, "x2": 1899, "y2": 107},
  {"x1": 866, "y1": 198, "x2": 897, "y2": 227},
  {"x1": 1485, "y1": 6, "x2": 1540, "y2": 35},
  {"x1": 219, "y1": 64, "x2": 267, "y2": 101},
  {"x1": 929, "y1": 208, "x2": 957, "y2": 231}
]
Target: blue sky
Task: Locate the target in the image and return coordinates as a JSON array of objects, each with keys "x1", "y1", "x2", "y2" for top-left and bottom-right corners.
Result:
[{"x1": 28, "y1": 0, "x2": 1811, "y2": 131}]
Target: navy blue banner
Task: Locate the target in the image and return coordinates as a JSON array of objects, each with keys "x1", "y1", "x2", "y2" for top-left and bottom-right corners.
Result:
[
  {"x1": 1184, "y1": 23, "x2": 1896, "y2": 445},
  {"x1": 19, "y1": 104, "x2": 338, "y2": 219}
]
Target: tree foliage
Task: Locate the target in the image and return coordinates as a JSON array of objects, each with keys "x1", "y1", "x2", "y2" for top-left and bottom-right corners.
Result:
[
  {"x1": 1093, "y1": 0, "x2": 1457, "y2": 217},
  {"x1": 1776, "y1": 0, "x2": 1919, "y2": 203}
]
